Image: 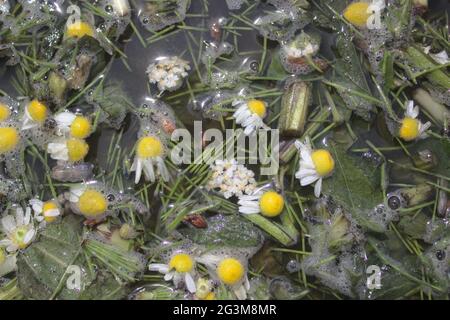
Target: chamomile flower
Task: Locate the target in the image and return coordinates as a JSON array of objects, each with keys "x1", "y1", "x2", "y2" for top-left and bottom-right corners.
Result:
[
  {"x1": 69, "y1": 185, "x2": 109, "y2": 221},
  {"x1": 0, "y1": 206, "x2": 36, "y2": 252},
  {"x1": 294, "y1": 139, "x2": 335, "y2": 198},
  {"x1": 148, "y1": 252, "x2": 197, "y2": 293},
  {"x1": 343, "y1": 1, "x2": 385, "y2": 28},
  {"x1": 65, "y1": 20, "x2": 95, "y2": 39},
  {"x1": 130, "y1": 135, "x2": 169, "y2": 184},
  {"x1": 198, "y1": 254, "x2": 250, "y2": 300},
  {"x1": 206, "y1": 159, "x2": 256, "y2": 199},
  {"x1": 232, "y1": 99, "x2": 269, "y2": 135},
  {"x1": 238, "y1": 189, "x2": 285, "y2": 218},
  {"x1": 54, "y1": 112, "x2": 92, "y2": 139},
  {"x1": 0, "y1": 102, "x2": 12, "y2": 122},
  {"x1": 0, "y1": 126, "x2": 20, "y2": 156},
  {"x1": 398, "y1": 101, "x2": 431, "y2": 141},
  {"x1": 22, "y1": 99, "x2": 48, "y2": 130},
  {"x1": 146, "y1": 56, "x2": 191, "y2": 92},
  {"x1": 29, "y1": 198, "x2": 62, "y2": 228},
  {"x1": 47, "y1": 138, "x2": 89, "y2": 163}
]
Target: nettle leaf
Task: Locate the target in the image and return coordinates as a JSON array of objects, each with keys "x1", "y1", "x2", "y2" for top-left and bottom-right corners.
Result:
[
  {"x1": 412, "y1": 138, "x2": 450, "y2": 177},
  {"x1": 320, "y1": 142, "x2": 387, "y2": 232},
  {"x1": 266, "y1": 52, "x2": 290, "y2": 80},
  {"x1": 17, "y1": 215, "x2": 124, "y2": 300},
  {"x1": 178, "y1": 214, "x2": 264, "y2": 249},
  {"x1": 331, "y1": 36, "x2": 375, "y2": 120}
]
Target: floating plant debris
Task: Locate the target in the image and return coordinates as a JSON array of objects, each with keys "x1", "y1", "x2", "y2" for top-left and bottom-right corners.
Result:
[{"x1": 0, "y1": 0, "x2": 449, "y2": 302}]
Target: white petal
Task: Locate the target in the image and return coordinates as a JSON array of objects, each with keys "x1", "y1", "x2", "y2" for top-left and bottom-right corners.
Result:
[
  {"x1": 314, "y1": 178, "x2": 322, "y2": 198},
  {"x1": 29, "y1": 199, "x2": 43, "y2": 214},
  {"x1": 45, "y1": 209, "x2": 61, "y2": 217},
  {"x1": 1, "y1": 215, "x2": 16, "y2": 233},
  {"x1": 300, "y1": 174, "x2": 320, "y2": 186},
  {"x1": 156, "y1": 157, "x2": 170, "y2": 181},
  {"x1": 164, "y1": 271, "x2": 174, "y2": 281},
  {"x1": 142, "y1": 159, "x2": 155, "y2": 183},
  {"x1": 15, "y1": 208, "x2": 24, "y2": 226},
  {"x1": 185, "y1": 273, "x2": 196, "y2": 293},
  {"x1": 131, "y1": 157, "x2": 142, "y2": 184},
  {"x1": 239, "y1": 205, "x2": 261, "y2": 214},
  {"x1": 23, "y1": 229, "x2": 35, "y2": 244},
  {"x1": 148, "y1": 263, "x2": 169, "y2": 273}
]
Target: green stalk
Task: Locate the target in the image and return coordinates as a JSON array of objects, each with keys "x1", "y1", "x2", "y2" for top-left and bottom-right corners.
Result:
[
  {"x1": 243, "y1": 214, "x2": 296, "y2": 246},
  {"x1": 405, "y1": 46, "x2": 450, "y2": 89}
]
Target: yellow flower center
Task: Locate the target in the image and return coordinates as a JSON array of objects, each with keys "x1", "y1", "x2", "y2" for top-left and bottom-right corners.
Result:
[
  {"x1": 27, "y1": 99, "x2": 48, "y2": 122},
  {"x1": 343, "y1": 2, "x2": 372, "y2": 27},
  {"x1": 78, "y1": 189, "x2": 107, "y2": 217},
  {"x1": 136, "y1": 136, "x2": 163, "y2": 158},
  {"x1": 42, "y1": 201, "x2": 59, "y2": 223},
  {"x1": 12, "y1": 226, "x2": 30, "y2": 249},
  {"x1": 259, "y1": 191, "x2": 284, "y2": 217},
  {"x1": 311, "y1": 149, "x2": 335, "y2": 177},
  {"x1": 247, "y1": 99, "x2": 266, "y2": 118},
  {"x1": 399, "y1": 117, "x2": 420, "y2": 141},
  {"x1": 169, "y1": 253, "x2": 194, "y2": 273},
  {"x1": 0, "y1": 248, "x2": 5, "y2": 265},
  {"x1": 0, "y1": 127, "x2": 19, "y2": 154},
  {"x1": 0, "y1": 103, "x2": 11, "y2": 121},
  {"x1": 66, "y1": 21, "x2": 94, "y2": 38},
  {"x1": 217, "y1": 258, "x2": 244, "y2": 285},
  {"x1": 70, "y1": 116, "x2": 91, "y2": 139},
  {"x1": 67, "y1": 138, "x2": 89, "y2": 162}
]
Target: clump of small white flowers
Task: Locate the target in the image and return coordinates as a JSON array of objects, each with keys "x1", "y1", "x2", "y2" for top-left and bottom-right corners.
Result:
[
  {"x1": 281, "y1": 31, "x2": 320, "y2": 59},
  {"x1": 146, "y1": 56, "x2": 191, "y2": 92},
  {"x1": 206, "y1": 159, "x2": 256, "y2": 199}
]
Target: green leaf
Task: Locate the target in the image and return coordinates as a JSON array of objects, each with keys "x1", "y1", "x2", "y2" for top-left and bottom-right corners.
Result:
[
  {"x1": 178, "y1": 214, "x2": 264, "y2": 249},
  {"x1": 412, "y1": 138, "x2": 450, "y2": 177},
  {"x1": 321, "y1": 142, "x2": 387, "y2": 232},
  {"x1": 16, "y1": 215, "x2": 125, "y2": 300}
]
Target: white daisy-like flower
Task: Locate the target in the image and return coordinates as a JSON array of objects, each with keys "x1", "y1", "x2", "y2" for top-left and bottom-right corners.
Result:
[
  {"x1": 22, "y1": 99, "x2": 48, "y2": 130},
  {"x1": 47, "y1": 137, "x2": 89, "y2": 163},
  {"x1": 206, "y1": 159, "x2": 256, "y2": 199},
  {"x1": 398, "y1": 100, "x2": 431, "y2": 141},
  {"x1": 238, "y1": 188, "x2": 285, "y2": 218},
  {"x1": 294, "y1": 138, "x2": 335, "y2": 198},
  {"x1": 0, "y1": 248, "x2": 17, "y2": 277},
  {"x1": 68, "y1": 184, "x2": 109, "y2": 221},
  {"x1": 146, "y1": 56, "x2": 190, "y2": 92},
  {"x1": 148, "y1": 252, "x2": 197, "y2": 293},
  {"x1": 197, "y1": 254, "x2": 250, "y2": 300},
  {"x1": 29, "y1": 198, "x2": 62, "y2": 229},
  {"x1": 54, "y1": 112, "x2": 92, "y2": 139},
  {"x1": 423, "y1": 46, "x2": 449, "y2": 65},
  {"x1": 232, "y1": 99, "x2": 269, "y2": 135},
  {"x1": 0, "y1": 206, "x2": 36, "y2": 252},
  {"x1": 130, "y1": 135, "x2": 169, "y2": 184}
]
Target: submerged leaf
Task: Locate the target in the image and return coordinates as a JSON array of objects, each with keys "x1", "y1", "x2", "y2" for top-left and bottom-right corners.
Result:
[
  {"x1": 178, "y1": 214, "x2": 264, "y2": 249},
  {"x1": 16, "y1": 216, "x2": 124, "y2": 300},
  {"x1": 320, "y1": 142, "x2": 392, "y2": 232}
]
